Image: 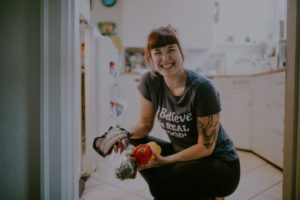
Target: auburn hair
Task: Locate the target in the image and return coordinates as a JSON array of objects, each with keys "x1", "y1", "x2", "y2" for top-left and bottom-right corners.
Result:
[{"x1": 145, "y1": 25, "x2": 184, "y2": 77}]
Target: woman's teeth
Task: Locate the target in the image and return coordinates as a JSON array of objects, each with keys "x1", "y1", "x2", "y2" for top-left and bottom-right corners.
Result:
[{"x1": 162, "y1": 64, "x2": 173, "y2": 69}]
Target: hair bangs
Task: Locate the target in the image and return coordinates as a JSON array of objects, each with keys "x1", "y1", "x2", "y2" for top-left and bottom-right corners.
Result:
[{"x1": 148, "y1": 30, "x2": 179, "y2": 49}]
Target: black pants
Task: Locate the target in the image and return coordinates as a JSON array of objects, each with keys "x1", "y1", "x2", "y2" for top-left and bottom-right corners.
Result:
[{"x1": 130, "y1": 136, "x2": 240, "y2": 200}]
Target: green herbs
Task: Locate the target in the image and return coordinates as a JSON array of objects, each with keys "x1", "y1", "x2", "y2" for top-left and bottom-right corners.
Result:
[{"x1": 115, "y1": 156, "x2": 137, "y2": 180}]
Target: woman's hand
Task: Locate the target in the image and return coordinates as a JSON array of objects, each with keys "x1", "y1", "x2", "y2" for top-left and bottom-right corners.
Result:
[{"x1": 138, "y1": 151, "x2": 171, "y2": 170}]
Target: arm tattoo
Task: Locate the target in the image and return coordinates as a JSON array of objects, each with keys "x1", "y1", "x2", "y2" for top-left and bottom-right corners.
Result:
[{"x1": 197, "y1": 115, "x2": 219, "y2": 150}]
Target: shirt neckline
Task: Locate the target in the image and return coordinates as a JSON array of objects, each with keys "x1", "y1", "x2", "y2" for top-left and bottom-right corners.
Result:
[{"x1": 164, "y1": 69, "x2": 190, "y2": 102}]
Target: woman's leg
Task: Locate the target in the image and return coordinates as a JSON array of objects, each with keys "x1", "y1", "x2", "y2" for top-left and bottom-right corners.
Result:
[
  {"x1": 130, "y1": 136, "x2": 180, "y2": 199},
  {"x1": 170, "y1": 157, "x2": 240, "y2": 197},
  {"x1": 130, "y1": 137, "x2": 240, "y2": 199},
  {"x1": 139, "y1": 157, "x2": 239, "y2": 199}
]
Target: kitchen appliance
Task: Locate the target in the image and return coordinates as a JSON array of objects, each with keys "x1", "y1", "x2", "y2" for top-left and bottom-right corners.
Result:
[{"x1": 82, "y1": 25, "x2": 121, "y2": 174}]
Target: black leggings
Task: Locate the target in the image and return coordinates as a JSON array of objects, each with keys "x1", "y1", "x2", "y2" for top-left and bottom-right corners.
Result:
[{"x1": 130, "y1": 136, "x2": 240, "y2": 200}]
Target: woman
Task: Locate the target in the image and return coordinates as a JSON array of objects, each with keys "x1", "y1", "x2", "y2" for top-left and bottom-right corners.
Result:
[{"x1": 121, "y1": 26, "x2": 240, "y2": 200}]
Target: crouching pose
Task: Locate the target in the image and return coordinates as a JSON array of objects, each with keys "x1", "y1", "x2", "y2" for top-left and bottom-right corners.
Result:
[{"x1": 119, "y1": 26, "x2": 240, "y2": 200}]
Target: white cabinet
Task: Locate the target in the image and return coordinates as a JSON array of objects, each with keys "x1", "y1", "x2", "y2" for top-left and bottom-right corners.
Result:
[
  {"x1": 251, "y1": 73, "x2": 285, "y2": 168},
  {"x1": 213, "y1": 72, "x2": 285, "y2": 168},
  {"x1": 228, "y1": 79, "x2": 253, "y2": 149},
  {"x1": 212, "y1": 78, "x2": 231, "y2": 137},
  {"x1": 121, "y1": 0, "x2": 213, "y2": 49},
  {"x1": 213, "y1": 78, "x2": 252, "y2": 149}
]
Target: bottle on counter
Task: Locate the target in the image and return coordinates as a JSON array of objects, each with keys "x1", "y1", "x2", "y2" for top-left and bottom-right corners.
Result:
[{"x1": 277, "y1": 20, "x2": 286, "y2": 68}]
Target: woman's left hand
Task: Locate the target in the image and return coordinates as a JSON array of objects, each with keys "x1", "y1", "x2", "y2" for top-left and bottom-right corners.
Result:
[{"x1": 138, "y1": 151, "x2": 171, "y2": 171}]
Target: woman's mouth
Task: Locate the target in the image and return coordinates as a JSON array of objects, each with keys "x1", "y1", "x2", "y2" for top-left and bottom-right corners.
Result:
[{"x1": 161, "y1": 63, "x2": 175, "y2": 69}]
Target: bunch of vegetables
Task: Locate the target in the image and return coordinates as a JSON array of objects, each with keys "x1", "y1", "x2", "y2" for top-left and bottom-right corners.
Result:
[
  {"x1": 115, "y1": 141, "x2": 161, "y2": 180},
  {"x1": 115, "y1": 147, "x2": 137, "y2": 180},
  {"x1": 133, "y1": 142, "x2": 162, "y2": 164}
]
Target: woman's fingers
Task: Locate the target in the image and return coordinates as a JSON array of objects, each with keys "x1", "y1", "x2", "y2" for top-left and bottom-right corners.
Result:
[
  {"x1": 151, "y1": 150, "x2": 162, "y2": 160},
  {"x1": 113, "y1": 144, "x2": 118, "y2": 153}
]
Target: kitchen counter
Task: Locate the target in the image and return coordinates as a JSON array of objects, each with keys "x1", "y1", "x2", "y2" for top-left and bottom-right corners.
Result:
[
  {"x1": 120, "y1": 68, "x2": 286, "y2": 80},
  {"x1": 206, "y1": 68, "x2": 285, "y2": 79}
]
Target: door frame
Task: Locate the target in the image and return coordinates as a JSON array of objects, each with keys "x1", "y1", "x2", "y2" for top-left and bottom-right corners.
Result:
[
  {"x1": 40, "y1": 0, "x2": 81, "y2": 199},
  {"x1": 39, "y1": 0, "x2": 300, "y2": 199},
  {"x1": 283, "y1": 0, "x2": 300, "y2": 199}
]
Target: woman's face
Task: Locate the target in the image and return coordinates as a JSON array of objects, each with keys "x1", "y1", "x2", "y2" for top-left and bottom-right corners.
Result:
[{"x1": 150, "y1": 44, "x2": 183, "y2": 77}]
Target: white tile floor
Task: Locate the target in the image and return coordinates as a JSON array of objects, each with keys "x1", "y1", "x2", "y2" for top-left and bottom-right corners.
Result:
[{"x1": 81, "y1": 150, "x2": 282, "y2": 200}]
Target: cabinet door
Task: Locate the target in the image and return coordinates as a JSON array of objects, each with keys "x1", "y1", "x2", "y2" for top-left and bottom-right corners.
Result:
[
  {"x1": 228, "y1": 79, "x2": 252, "y2": 149},
  {"x1": 213, "y1": 78, "x2": 252, "y2": 149},
  {"x1": 252, "y1": 73, "x2": 285, "y2": 168},
  {"x1": 212, "y1": 78, "x2": 231, "y2": 136},
  {"x1": 121, "y1": 0, "x2": 213, "y2": 49}
]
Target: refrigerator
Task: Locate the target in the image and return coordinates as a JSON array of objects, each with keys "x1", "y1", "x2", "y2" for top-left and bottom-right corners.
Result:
[{"x1": 81, "y1": 25, "x2": 119, "y2": 174}]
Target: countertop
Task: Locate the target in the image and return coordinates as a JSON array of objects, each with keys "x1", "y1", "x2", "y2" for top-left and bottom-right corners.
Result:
[
  {"x1": 120, "y1": 68, "x2": 286, "y2": 81},
  {"x1": 206, "y1": 68, "x2": 285, "y2": 79}
]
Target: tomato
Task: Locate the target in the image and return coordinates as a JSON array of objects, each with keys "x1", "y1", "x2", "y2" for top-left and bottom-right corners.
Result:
[{"x1": 133, "y1": 144, "x2": 152, "y2": 165}]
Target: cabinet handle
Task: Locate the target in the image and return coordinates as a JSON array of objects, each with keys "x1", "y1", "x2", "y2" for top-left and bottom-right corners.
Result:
[{"x1": 134, "y1": 78, "x2": 140, "y2": 83}]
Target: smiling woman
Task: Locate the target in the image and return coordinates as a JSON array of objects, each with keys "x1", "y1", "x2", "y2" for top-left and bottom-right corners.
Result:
[{"x1": 93, "y1": 25, "x2": 241, "y2": 200}]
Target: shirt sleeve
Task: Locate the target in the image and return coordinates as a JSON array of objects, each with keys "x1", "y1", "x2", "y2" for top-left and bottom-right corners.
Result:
[
  {"x1": 195, "y1": 81, "x2": 221, "y2": 117},
  {"x1": 137, "y1": 72, "x2": 152, "y2": 102}
]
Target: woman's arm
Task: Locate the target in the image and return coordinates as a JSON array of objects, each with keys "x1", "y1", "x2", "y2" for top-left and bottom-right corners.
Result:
[
  {"x1": 128, "y1": 94, "x2": 156, "y2": 139},
  {"x1": 142, "y1": 113, "x2": 220, "y2": 168}
]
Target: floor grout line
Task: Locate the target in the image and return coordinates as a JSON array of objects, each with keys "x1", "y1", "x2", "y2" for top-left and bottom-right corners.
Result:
[
  {"x1": 248, "y1": 180, "x2": 282, "y2": 200},
  {"x1": 241, "y1": 162, "x2": 267, "y2": 174}
]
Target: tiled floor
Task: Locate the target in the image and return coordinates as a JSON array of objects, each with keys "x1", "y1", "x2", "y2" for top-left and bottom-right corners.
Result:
[{"x1": 81, "y1": 150, "x2": 282, "y2": 200}]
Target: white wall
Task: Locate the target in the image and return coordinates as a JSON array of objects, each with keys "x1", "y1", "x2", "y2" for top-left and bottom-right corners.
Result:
[
  {"x1": 90, "y1": 0, "x2": 286, "y2": 74},
  {"x1": 90, "y1": 0, "x2": 123, "y2": 38}
]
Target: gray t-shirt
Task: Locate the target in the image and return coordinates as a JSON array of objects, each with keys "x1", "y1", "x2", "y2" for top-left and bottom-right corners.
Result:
[{"x1": 138, "y1": 69, "x2": 239, "y2": 161}]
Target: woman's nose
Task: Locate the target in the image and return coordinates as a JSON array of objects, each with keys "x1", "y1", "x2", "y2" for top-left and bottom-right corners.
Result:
[{"x1": 161, "y1": 54, "x2": 168, "y2": 62}]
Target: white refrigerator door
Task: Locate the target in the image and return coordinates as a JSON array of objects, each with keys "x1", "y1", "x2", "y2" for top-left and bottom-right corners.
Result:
[
  {"x1": 95, "y1": 36, "x2": 117, "y2": 135},
  {"x1": 84, "y1": 25, "x2": 117, "y2": 173}
]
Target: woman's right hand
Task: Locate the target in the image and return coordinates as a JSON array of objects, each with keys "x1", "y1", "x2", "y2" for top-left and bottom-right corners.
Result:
[{"x1": 113, "y1": 142, "x2": 120, "y2": 153}]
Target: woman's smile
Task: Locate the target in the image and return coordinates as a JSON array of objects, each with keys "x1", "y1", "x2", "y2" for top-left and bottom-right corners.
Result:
[
  {"x1": 161, "y1": 62, "x2": 175, "y2": 70},
  {"x1": 151, "y1": 44, "x2": 183, "y2": 76}
]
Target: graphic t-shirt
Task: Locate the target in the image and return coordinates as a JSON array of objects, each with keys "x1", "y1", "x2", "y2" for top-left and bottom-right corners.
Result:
[{"x1": 137, "y1": 69, "x2": 239, "y2": 161}]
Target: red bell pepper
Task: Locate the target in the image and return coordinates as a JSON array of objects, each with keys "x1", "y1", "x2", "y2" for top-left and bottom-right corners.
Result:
[{"x1": 133, "y1": 144, "x2": 152, "y2": 165}]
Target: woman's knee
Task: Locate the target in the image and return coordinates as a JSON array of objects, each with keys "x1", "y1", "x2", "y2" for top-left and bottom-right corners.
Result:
[{"x1": 143, "y1": 170, "x2": 175, "y2": 199}]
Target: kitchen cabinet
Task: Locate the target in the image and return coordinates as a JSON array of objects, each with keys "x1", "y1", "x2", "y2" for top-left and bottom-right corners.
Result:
[
  {"x1": 251, "y1": 72, "x2": 285, "y2": 168},
  {"x1": 121, "y1": 0, "x2": 213, "y2": 49},
  {"x1": 228, "y1": 79, "x2": 253, "y2": 150},
  {"x1": 213, "y1": 78, "x2": 252, "y2": 149},
  {"x1": 213, "y1": 71, "x2": 285, "y2": 168},
  {"x1": 212, "y1": 78, "x2": 231, "y2": 140}
]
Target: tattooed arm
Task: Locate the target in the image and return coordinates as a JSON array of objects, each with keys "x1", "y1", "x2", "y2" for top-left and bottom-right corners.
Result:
[
  {"x1": 141, "y1": 113, "x2": 220, "y2": 169},
  {"x1": 196, "y1": 113, "x2": 220, "y2": 155}
]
